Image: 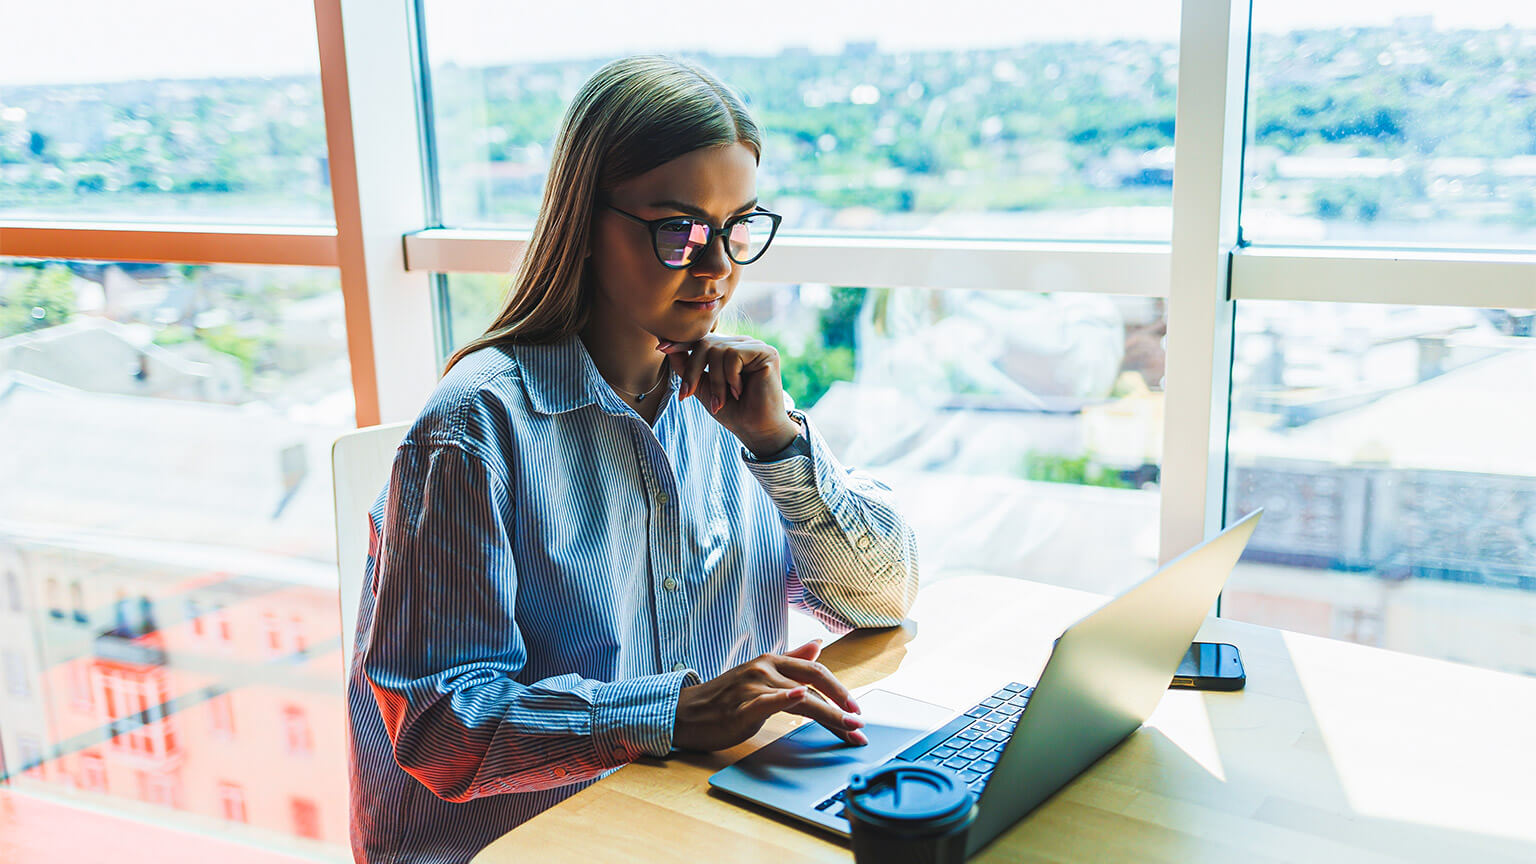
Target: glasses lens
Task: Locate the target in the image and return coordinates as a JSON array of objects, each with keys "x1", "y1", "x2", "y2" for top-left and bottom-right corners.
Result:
[
  {"x1": 655, "y1": 219, "x2": 710, "y2": 268},
  {"x1": 727, "y1": 214, "x2": 776, "y2": 263}
]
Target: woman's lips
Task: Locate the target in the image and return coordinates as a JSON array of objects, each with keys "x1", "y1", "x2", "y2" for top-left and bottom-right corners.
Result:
[{"x1": 676, "y1": 297, "x2": 720, "y2": 311}]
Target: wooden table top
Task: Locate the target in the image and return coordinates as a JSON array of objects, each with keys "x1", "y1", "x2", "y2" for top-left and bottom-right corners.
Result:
[{"x1": 474, "y1": 573, "x2": 1536, "y2": 863}]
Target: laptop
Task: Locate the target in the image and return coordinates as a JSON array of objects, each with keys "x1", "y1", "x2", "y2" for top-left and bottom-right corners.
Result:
[{"x1": 709, "y1": 510, "x2": 1262, "y2": 858}]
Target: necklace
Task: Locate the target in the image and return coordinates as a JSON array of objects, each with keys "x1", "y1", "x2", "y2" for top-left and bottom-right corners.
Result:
[{"x1": 609, "y1": 362, "x2": 669, "y2": 402}]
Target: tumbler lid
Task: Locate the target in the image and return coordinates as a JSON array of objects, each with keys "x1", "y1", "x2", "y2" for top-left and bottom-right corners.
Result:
[{"x1": 843, "y1": 762, "x2": 974, "y2": 832}]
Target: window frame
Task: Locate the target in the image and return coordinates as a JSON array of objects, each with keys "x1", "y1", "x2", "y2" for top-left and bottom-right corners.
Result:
[{"x1": 1, "y1": 3, "x2": 1532, "y2": 853}]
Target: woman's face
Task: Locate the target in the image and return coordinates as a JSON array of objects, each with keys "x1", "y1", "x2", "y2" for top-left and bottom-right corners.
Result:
[{"x1": 587, "y1": 142, "x2": 758, "y2": 345}]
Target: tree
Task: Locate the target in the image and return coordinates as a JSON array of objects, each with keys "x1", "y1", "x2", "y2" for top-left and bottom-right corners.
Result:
[{"x1": 0, "y1": 264, "x2": 77, "y2": 337}]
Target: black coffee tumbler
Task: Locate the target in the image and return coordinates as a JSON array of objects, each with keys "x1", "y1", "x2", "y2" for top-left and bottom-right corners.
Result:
[{"x1": 843, "y1": 762, "x2": 978, "y2": 864}]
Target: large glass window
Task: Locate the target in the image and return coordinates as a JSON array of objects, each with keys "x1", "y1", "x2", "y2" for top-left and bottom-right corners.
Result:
[
  {"x1": 1224, "y1": 300, "x2": 1536, "y2": 676},
  {"x1": 423, "y1": 1, "x2": 1180, "y2": 240},
  {"x1": 0, "y1": 2, "x2": 332, "y2": 225},
  {"x1": 1244, "y1": 2, "x2": 1536, "y2": 248},
  {"x1": 0, "y1": 258, "x2": 352, "y2": 850},
  {"x1": 445, "y1": 275, "x2": 1167, "y2": 594}
]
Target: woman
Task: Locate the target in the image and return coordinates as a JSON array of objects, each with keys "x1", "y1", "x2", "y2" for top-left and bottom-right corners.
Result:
[{"x1": 347, "y1": 55, "x2": 920, "y2": 863}]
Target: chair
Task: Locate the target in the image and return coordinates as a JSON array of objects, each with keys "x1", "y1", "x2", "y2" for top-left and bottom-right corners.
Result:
[{"x1": 332, "y1": 422, "x2": 410, "y2": 674}]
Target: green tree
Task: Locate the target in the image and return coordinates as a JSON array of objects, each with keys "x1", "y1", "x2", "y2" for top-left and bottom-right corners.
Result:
[{"x1": 0, "y1": 264, "x2": 76, "y2": 336}]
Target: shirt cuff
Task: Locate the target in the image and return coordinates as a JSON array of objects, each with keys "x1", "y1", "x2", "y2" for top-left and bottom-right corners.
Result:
[
  {"x1": 742, "y1": 410, "x2": 811, "y2": 463},
  {"x1": 591, "y1": 668, "x2": 701, "y2": 763},
  {"x1": 740, "y1": 411, "x2": 852, "y2": 525}
]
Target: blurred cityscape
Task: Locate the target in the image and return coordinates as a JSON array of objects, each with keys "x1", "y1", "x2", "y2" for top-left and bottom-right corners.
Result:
[{"x1": 2, "y1": 14, "x2": 1535, "y2": 857}]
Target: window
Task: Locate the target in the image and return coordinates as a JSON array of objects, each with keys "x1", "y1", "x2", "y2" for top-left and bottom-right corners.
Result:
[
  {"x1": 447, "y1": 277, "x2": 1166, "y2": 592},
  {"x1": 186, "y1": 598, "x2": 204, "y2": 638},
  {"x1": 1224, "y1": 301, "x2": 1536, "y2": 671},
  {"x1": 208, "y1": 692, "x2": 236, "y2": 739},
  {"x1": 18, "y1": 735, "x2": 45, "y2": 778},
  {"x1": 282, "y1": 705, "x2": 313, "y2": 757},
  {"x1": 1244, "y1": 3, "x2": 1536, "y2": 248},
  {"x1": 46, "y1": 577, "x2": 63, "y2": 618},
  {"x1": 0, "y1": 2, "x2": 333, "y2": 225},
  {"x1": 69, "y1": 660, "x2": 94, "y2": 713},
  {"x1": 70, "y1": 581, "x2": 88, "y2": 624},
  {"x1": 262, "y1": 611, "x2": 285, "y2": 655},
  {"x1": 422, "y1": 0, "x2": 1182, "y2": 240},
  {"x1": 78, "y1": 751, "x2": 108, "y2": 793},
  {"x1": 135, "y1": 770, "x2": 180, "y2": 808},
  {"x1": 217, "y1": 781, "x2": 248, "y2": 823},
  {"x1": 290, "y1": 797, "x2": 322, "y2": 840},
  {"x1": 98, "y1": 668, "x2": 178, "y2": 760},
  {"x1": 4, "y1": 649, "x2": 30, "y2": 699}
]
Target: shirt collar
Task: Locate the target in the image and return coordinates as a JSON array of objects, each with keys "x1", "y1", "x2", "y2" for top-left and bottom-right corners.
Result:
[{"x1": 513, "y1": 333, "x2": 676, "y2": 416}]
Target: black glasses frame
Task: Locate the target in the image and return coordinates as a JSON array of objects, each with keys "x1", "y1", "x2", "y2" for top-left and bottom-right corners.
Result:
[{"x1": 604, "y1": 203, "x2": 783, "y2": 269}]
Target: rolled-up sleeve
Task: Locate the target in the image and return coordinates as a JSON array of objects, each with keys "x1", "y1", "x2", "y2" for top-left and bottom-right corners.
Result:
[
  {"x1": 363, "y1": 443, "x2": 699, "y2": 803},
  {"x1": 741, "y1": 413, "x2": 920, "y2": 632}
]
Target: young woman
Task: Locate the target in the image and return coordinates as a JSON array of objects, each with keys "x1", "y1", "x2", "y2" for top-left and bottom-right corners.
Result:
[{"x1": 347, "y1": 55, "x2": 920, "y2": 863}]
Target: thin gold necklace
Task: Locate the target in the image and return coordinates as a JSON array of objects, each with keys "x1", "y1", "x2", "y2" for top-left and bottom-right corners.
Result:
[{"x1": 609, "y1": 362, "x2": 669, "y2": 402}]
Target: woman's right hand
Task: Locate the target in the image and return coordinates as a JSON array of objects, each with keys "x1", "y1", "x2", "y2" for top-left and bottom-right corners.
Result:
[{"x1": 672, "y1": 639, "x2": 868, "y2": 752}]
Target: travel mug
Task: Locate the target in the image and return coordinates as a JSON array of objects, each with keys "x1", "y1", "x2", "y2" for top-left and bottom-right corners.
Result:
[{"x1": 843, "y1": 762, "x2": 978, "y2": 864}]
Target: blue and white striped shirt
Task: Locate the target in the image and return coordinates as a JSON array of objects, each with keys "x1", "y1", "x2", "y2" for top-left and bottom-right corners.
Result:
[{"x1": 346, "y1": 334, "x2": 920, "y2": 863}]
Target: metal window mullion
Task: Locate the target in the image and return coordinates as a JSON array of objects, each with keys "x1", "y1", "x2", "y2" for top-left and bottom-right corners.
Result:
[
  {"x1": 315, "y1": 0, "x2": 439, "y2": 427},
  {"x1": 1231, "y1": 247, "x2": 1536, "y2": 309},
  {"x1": 402, "y1": 229, "x2": 1173, "y2": 296},
  {"x1": 1158, "y1": 0, "x2": 1252, "y2": 565},
  {"x1": 0, "y1": 223, "x2": 337, "y2": 267}
]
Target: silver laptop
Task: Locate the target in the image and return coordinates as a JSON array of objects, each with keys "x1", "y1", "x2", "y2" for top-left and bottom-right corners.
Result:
[{"x1": 709, "y1": 510, "x2": 1262, "y2": 858}]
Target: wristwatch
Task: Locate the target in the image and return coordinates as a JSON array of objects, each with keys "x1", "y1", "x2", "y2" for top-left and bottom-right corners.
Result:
[{"x1": 745, "y1": 409, "x2": 810, "y2": 462}]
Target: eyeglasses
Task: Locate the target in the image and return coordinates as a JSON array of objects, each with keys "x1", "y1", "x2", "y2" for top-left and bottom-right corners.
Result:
[{"x1": 604, "y1": 203, "x2": 782, "y2": 269}]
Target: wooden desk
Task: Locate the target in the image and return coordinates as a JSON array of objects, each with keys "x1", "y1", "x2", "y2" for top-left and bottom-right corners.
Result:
[{"x1": 474, "y1": 574, "x2": 1536, "y2": 863}]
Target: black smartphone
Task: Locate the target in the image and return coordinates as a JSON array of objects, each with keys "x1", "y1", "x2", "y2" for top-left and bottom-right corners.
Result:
[{"x1": 1169, "y1": 642, "x2": 1245, "y2": 691}]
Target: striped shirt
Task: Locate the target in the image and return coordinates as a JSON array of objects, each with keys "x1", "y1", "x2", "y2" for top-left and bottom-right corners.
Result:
[{"x1": 346, "y1": 334, "x2": 920, "y2": 863}]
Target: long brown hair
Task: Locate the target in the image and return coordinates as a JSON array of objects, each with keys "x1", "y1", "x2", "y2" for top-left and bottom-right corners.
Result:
[{"x1": 443, "y1": 55, "x2": 762, "y2": 374}]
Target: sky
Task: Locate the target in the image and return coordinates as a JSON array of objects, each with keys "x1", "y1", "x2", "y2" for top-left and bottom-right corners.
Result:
[{"x1": 2, "y1": 0, "x2": 1535, "y2": 85}]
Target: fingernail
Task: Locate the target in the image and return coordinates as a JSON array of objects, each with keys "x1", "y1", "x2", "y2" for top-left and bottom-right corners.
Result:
[
  {"x1": 844, "y1": 714, "x2": 863, "y2": 729},
  {"x1": 850, "y1": 731, "x2": 868, "y2": 746},
  {"x1": 847, "y1": 697, "x2": 860, "y2": 714},
  {"x1": 730, "y1": 384, "x2": 740, "y2": 399},
  {"x1": 657, "y1": 341, "x2": 673, "y2": 349}
]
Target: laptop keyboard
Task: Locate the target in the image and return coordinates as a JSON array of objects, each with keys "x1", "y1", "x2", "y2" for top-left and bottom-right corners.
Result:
[{"x1": 812, "y1": 682, "x2": 1033, "y2": 821}]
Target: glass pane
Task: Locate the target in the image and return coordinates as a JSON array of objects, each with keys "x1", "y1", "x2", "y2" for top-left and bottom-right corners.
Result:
[
  {"x1": 0, "y1": 258, "x2": 353, "y2": 854},
  {"x1": 424, "y1": 1, "x2": 1180, "y2": 240},
  {"x1": 1244, "y1": 2, "x2": 1536, "y2": 248},
  {"x1": 0, "y1": 3, "x2": 331, "y2": 225},
  {"x1": 1224, "y1": 300, "x2": 1536, "y2": 677},
  {"x1": 446, "y1": 275, "x2": 1166, "y2": 593}
]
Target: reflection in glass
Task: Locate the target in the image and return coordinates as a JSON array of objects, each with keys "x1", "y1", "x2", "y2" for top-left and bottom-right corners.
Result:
[
  {"x1": 0, "y1": 259, "x2": 353, "y2": 852},
  {"x1": 1225, "y1": 301, "x2": 1536, "y2": 676},
  {"x1": 0, "y1": 2, "x2": 331, "y2": 224},
  {"x1": 423, "y1": 1, "x2": 1181, "y2": 239},
  {"x1": 1244, "y1": 5, "x2": 1536, "y2": 247},
  {"x1": 447, "y1": 274, "x2": 1167, "y2": 594}
]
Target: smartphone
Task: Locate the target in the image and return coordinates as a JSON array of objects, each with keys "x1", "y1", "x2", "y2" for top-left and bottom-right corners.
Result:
[{"x1": 1169, "y1": 642, "x2": 1245, "y2": 691}]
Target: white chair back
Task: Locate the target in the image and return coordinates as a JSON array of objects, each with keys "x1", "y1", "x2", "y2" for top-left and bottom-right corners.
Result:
[{"x1": 331, "y1": 423, "x2": 409, "y2": 674}]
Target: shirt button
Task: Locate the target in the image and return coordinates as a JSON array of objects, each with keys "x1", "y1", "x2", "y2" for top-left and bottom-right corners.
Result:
[
  {"x1": 655, "y1": 491, "x2": 670, "y2": 505},
  {"x1": 553, "y1": 767, "x2": 567, "y2": 778},
  {"x1": 672, "y1": 662, "x2": 687, "y2": 672},
  {"x1": 662, "y1": 576, "x2": 678, "y2": 591},
  {"x1": 856, "y1": 534, "x2": 873, "y2": 551}
]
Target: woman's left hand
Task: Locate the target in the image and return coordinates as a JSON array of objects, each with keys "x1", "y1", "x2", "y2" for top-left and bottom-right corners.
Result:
[{"x1": 658, "y1": 334, "x2": 800, "y2": 458}]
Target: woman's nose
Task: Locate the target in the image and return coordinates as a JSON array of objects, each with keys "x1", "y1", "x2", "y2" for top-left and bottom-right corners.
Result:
[{"x1": 688, "y1": 233, "x2": 733, "y2": 279}]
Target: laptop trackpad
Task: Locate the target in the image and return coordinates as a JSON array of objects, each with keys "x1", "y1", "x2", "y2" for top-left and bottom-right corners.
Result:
[{"x1": 709, "y1": 689, "x2": 956, "y2": 808}]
